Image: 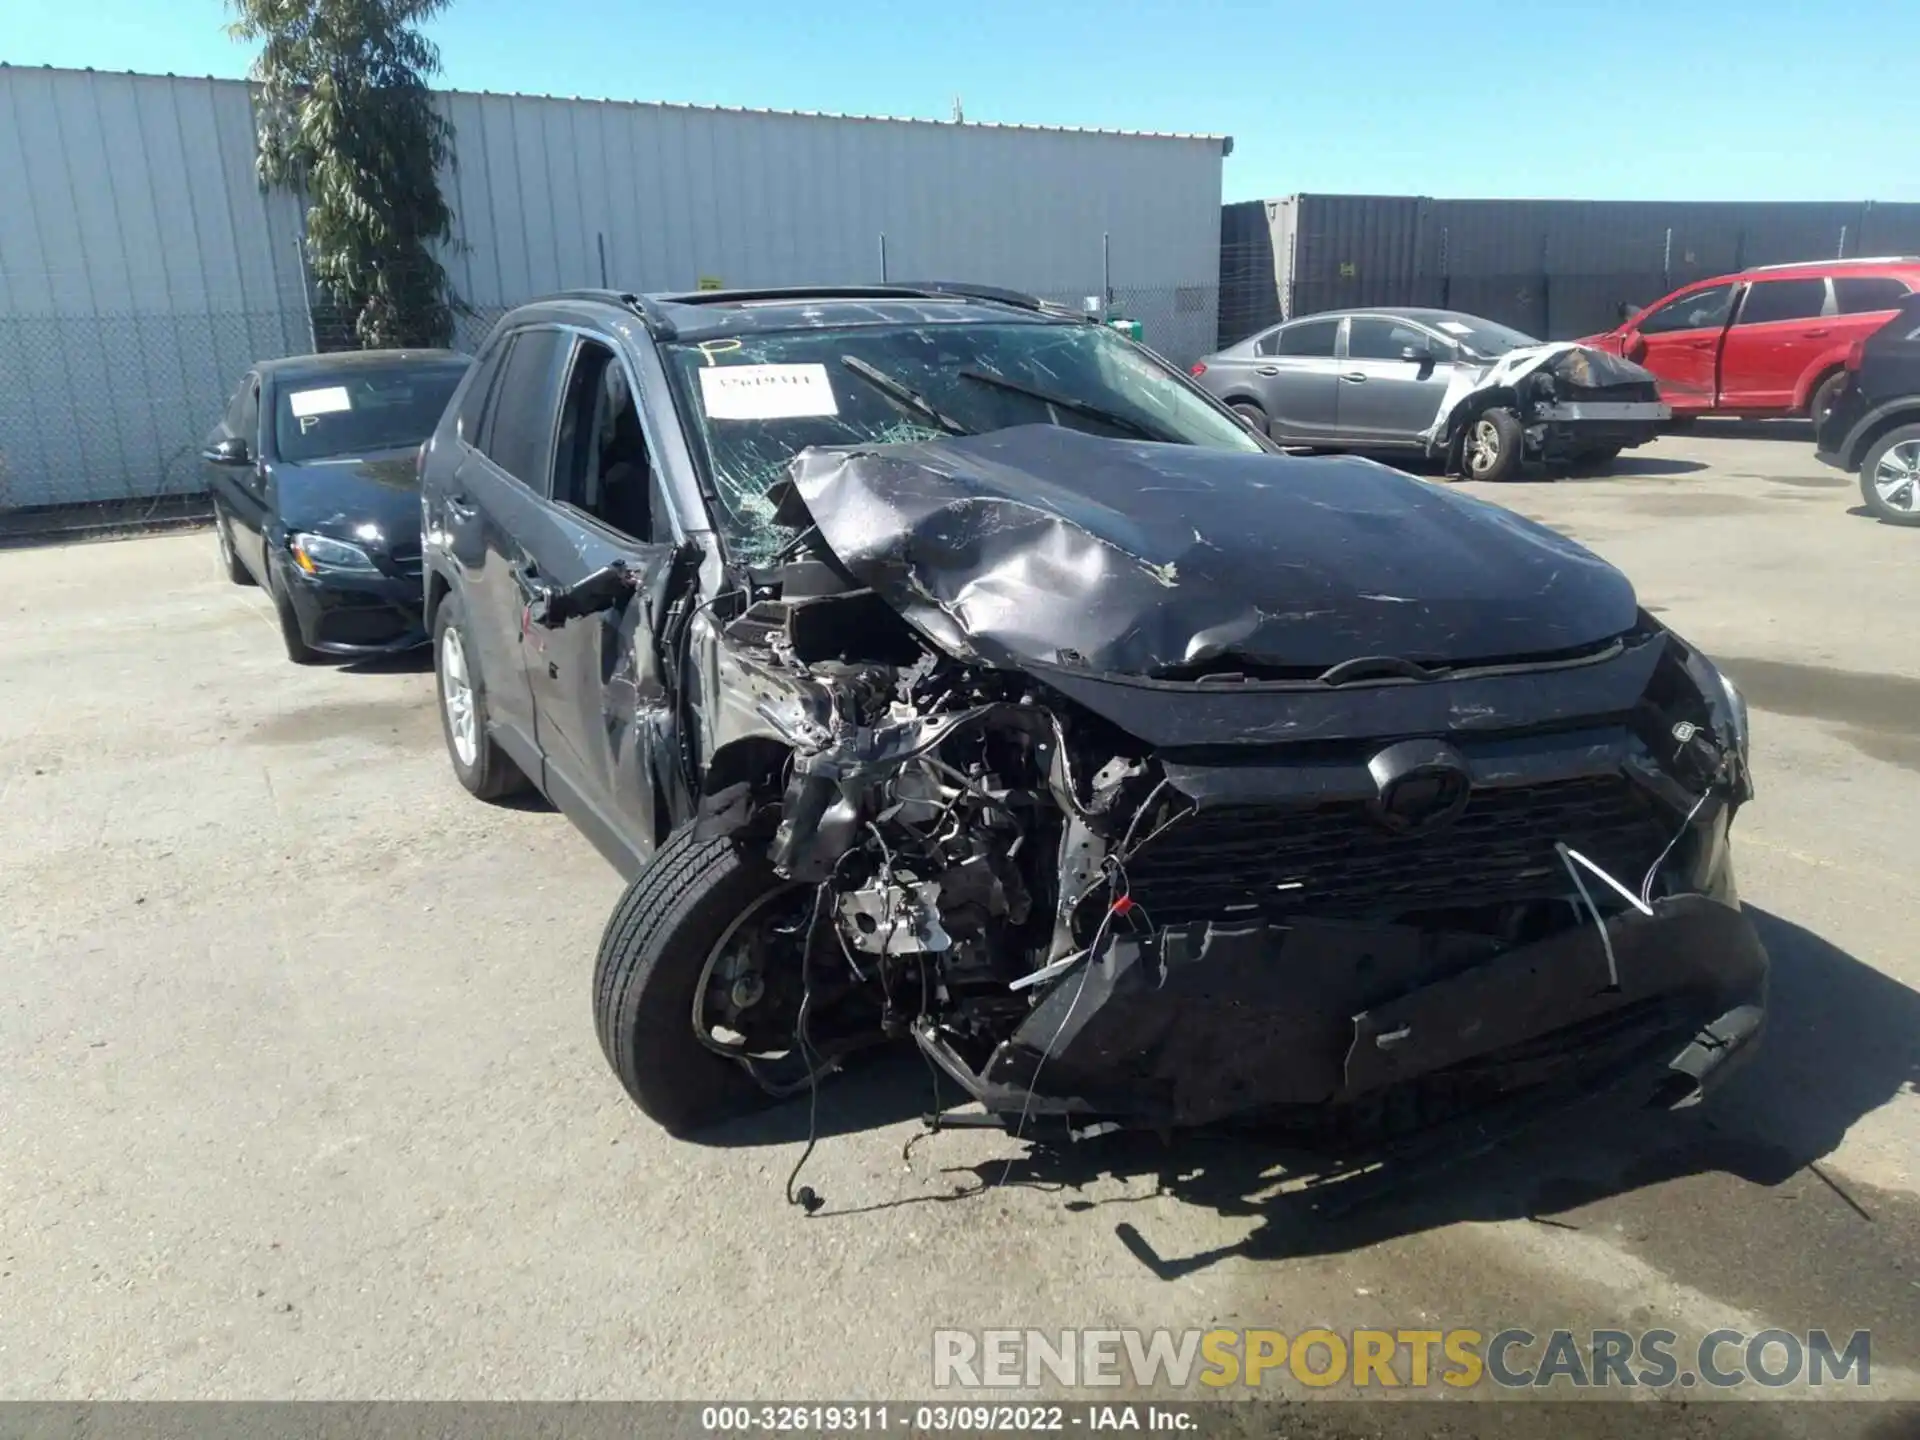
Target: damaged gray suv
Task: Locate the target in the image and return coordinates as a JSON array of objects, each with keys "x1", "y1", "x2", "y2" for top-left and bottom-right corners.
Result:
[{"x1": 419, "y1": 284, "x2": 1764, "y2": 1144}]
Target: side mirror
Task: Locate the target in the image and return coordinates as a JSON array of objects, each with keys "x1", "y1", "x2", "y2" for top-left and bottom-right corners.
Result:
[
  {"x1": 1624, "y1": 334, "x2": 1649, "y2": 363},
  {"x1": 1400, "y1": 344, "x2": 1439, "y2": 366},
  {"x1": 203, "y1": 436, "x2": 251, "y2": 465}
]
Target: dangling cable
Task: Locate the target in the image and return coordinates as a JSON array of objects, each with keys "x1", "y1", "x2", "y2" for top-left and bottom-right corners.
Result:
[{"x1": 785, "y1": 884, "x2": 831, "y2": 1214}]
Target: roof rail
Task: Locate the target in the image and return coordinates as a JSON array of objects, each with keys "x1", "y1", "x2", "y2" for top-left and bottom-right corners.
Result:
[
  {"x1": 893, "y1": 280, "x2": 1088, "y2": 318},
  {"x1": 530, "y1": 288, "x2": 681, "y2": 339},
  {"x1": 1747, "y1": 255, "x2": 1920, "y2": 271}
]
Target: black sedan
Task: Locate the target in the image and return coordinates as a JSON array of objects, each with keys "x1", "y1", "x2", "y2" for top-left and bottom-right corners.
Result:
[{"x1": 203, "y1": 349, "x2": 472, "y2": 662}]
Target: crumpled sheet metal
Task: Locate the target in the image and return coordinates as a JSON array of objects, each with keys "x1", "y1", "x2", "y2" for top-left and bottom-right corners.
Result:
[
  {"x1": 1417, "y1": 342, "x2": 1663, "y2": 446},
  {"x1": 785, "y1": 425, "x2": 1637, "y2": 679}
]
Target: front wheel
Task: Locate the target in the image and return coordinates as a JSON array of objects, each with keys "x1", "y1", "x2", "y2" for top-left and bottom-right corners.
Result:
[
  {"x1": 1231, "y1": 401, "x2": 1270, "y2": 437},
  {"x1": 215, "y1": 509, "x2": 252, "y2": 585},
  {"x1": 594, "y1": 827, "x2": 813, "y2": 1135},
  {"x1": 1464, "y1": 408, "x2": 1524, "y2": 482},
  {"x1": 265, "y1": 560, "x2": 323, "y2": 665},
  {"x1": 1860, "y1": 424, "x2": 1920, "y2": 526},
  {"x1": 433, "y1": 592, "x2": 531, "y2": 799}
]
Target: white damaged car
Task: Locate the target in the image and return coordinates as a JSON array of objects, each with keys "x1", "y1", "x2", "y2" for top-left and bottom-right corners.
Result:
[{"x1": 1191, "y1": 308, "x2": 1671, "y2": 482}]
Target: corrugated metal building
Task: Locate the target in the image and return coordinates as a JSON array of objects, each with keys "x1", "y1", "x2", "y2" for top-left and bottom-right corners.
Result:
[
  {"x1": 1221, "y1": 194, "x2": 1920, "y2": 346},
  {"x1": 0, "y1": 65, "x2": 1230, "y2": 512}
]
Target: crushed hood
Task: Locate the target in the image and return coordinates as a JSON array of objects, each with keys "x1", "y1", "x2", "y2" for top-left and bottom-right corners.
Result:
[{"x1": 786, "y1": 425, "x2": 1638, "y2": 679}]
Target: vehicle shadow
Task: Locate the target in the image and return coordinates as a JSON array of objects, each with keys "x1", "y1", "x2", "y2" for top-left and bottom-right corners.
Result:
[
  {"x1": 714, "y1": 908, "x2": 1918, "y2": 1275},
  {"x1": 1685, "y1": 418, "x2": 1817, "y2": 443},
  {"x1": 342, "y1": 646, "x2": 434, "y2": 676}
]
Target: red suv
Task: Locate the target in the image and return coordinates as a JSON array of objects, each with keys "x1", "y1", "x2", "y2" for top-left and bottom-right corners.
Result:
[{"x1": 1579, "y1": 258, "x2": 1920, "y2": 427}]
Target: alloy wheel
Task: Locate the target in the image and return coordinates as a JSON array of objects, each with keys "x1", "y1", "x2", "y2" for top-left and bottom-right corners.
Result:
[
  {"x1": 440, "y1": 624, "x2": 479, "y2": 767},
  {"x1": 1872, "y1": 440, "x2": 1920, "y2": 514}
]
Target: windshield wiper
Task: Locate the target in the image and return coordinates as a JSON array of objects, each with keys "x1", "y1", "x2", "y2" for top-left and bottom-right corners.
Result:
[
  {"x1": 838, "y1": 356, "x2": 970, "y2": 436},
  {"x1": 957, "y1": 369, "x2": 1172, "y2": 443}
]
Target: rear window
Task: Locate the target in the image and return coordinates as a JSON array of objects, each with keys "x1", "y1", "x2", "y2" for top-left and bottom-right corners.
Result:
[
  {"x1": 273, "y1": 363, "x2": 469, "y2": 463},
  {"x1": 1835, "y1": 276, "x2": 1912, "y2": 314},
  {"x1": 1274, "y1": 319, "x2": 1338, "y2": 357}
]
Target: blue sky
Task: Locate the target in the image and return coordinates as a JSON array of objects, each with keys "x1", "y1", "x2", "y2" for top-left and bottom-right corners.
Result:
[{"x1": 6, "y1": 0, "x2": 1916, "y2": 204}]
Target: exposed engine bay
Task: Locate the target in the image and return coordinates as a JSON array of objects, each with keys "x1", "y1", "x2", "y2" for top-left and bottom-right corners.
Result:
[{"x1": 673, "y1": 426, "x2": 1764, "y2": 1142}]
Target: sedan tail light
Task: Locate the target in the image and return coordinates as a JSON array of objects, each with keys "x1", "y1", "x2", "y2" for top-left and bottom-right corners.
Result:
[
  {"x1": 1845, "y1": 340, "x2": 1867, "y2": 371},
  {"x1": 1189, "y1": 362, "x2": 1207, "y2": 377}
]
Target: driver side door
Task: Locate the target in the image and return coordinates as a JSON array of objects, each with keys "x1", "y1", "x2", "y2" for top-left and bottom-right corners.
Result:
[
  {"x1": 1334, "y1": 317, "x2": 1458, "y2": 444},
  {"x1": 516, "y1": 333, "x2": 685, "y2": 878},
  {"x1": 1630, "y1": 282, "x2": 1738, "y2": 411}
]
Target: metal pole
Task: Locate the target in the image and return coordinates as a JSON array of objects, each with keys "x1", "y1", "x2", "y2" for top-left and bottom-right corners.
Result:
[
  {"x1": 293, "y1": 235, "x2": 318, "y2": 352},
  {"x1": 597, "y1": 232, "x2": 609, "y2": 287},
  {"x1": 1102, "y1": 232, "x2": 1112, "y2": 306},
  {"x1": 1662, "y1": 227, "x2": 1672, "y2": 290},
  {"x1": 1837, "y1": 225, "x2": 1848, "y2": 260},
  {"x1": 878, "y1": 233, "x2": 888, "y2": 284}
]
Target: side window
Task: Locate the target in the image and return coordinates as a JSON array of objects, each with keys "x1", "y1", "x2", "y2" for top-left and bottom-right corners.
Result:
[
  {"x1": 1345, "y1": 317, "x2": 1445, "y2": 361},
  {"x1": 1253, "y1": 327, "x2": 1284, "y2": 357},
  {"x1": 1735, "y1": 278, "x2": 1828, "y2": 326},
  {"x1": 456, "y1": 342, "x2": 505, "y2": 445},
  {"x1": 225, "y1": 374, "x2": 260, "y2": 444},
  {"x1": 1275, "y1": 319, "x2": 1339, "y2": 357},
  {"x1": 551, "y1": 339, "x2": 662, "y2": 541},
  {"x1": 1638, "y1": 284, "x2": 1737, "y2": 335},
  {"x1": 478, "y1": 328, "x2": 569, "y2": 491},
  {"x1": 1835, "y1": 276, "x2": 1912, "y2": 314}
]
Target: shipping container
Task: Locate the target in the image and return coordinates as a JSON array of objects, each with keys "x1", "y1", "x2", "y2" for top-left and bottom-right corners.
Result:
[
  {"x1": 1223, "y1": 193, "x2": 1920, "y2": 349},
  {"x1": 0, "y1": 65, "x2": 1230, "y2": 511}
]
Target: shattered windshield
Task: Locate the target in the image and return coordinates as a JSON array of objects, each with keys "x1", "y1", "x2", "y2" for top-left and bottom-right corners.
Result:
[
  {"x1": 662, "y1": 321, "x2": 1261, "y2": 563},
  {"x1": 1430, "y1": 316, "x2": 1542, "y2": 357}
]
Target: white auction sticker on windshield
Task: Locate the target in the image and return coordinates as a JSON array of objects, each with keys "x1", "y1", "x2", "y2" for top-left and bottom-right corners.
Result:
[
  {"x1": 1437, "y1": 322, "x2": 1473, "y2": 336},
  {"x1": 698, "y1": 363, "x2": 838, "y2": 421},
  {"x1": 288, "y1": 385, "x2": 353, "y2": 417}
]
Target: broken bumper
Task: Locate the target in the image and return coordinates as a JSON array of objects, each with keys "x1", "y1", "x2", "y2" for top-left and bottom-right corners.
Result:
[
  {"x1": 1532, "y1": 400, "x2": 1671, "y2": 456},
  {"x1": 919, "y1": 893, "x2": 1765, "y2": 1134}
]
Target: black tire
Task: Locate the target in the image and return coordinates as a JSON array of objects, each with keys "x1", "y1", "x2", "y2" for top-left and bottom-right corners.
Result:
[
  {"x1": 1231, "y1": 400, "x2": 1270, "y2": 437},
  {"x1": 265, "y1": 560, "x2": 324, "y2": 665},
  {"x1": 432, "y1": 590, "x2": 532, "y2": 799},
  {"x1": 594, "y1": 827, "x2": 797, "y2": 1135},
  {"x1": 214, "y1": 509, "x2": 253, "y2": 585},
  {"x1": 1463, "y1": 408, "x2": 1524, "y2": 482},
  {"x1": 1807, "y1": 370, "x2": 1848, "y2": 432},
  {"x1": 1859, "y1": 422, "x2": 1920, "y2": 527}
]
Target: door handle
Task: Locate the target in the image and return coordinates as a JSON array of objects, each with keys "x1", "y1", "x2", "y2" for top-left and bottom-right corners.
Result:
[
  {"x1": 1340, "y1": 372, "x2": 1368, "y2": 383},
  {"x1": 1255, "y1": 366, "x2": 1280, "y2": 376},
  {"x1": 445, "y1": 491, "x2": 476, "y2": 522},
  {"x1": 1804, "y1": 328, "x2": 1831, "y2": 338},
  {"x1": 510, "y1": 562, "x2": 549, "y2": 604}
]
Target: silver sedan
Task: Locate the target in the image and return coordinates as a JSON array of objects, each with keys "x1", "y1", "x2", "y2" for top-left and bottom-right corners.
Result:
[{"x1": 1191, "y1": 307, "x2": 1669, "y2": 481}]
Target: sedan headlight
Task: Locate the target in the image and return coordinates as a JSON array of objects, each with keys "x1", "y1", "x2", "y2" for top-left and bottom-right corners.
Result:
[{"x1": 290, "y1": 532, "x2": 378, "y2": 575}]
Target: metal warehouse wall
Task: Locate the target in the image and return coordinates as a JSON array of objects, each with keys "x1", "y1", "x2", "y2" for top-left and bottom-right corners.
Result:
[
  {"x1": 0, "y1": 66, "x2": 313, "y2": 512},
  {"x1": 1220, "y1": 194, "x2": 1920, "y2": 347},
  {"x1": 1, "y1": 65, "x2": 1227, "y2": 513}
]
